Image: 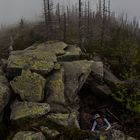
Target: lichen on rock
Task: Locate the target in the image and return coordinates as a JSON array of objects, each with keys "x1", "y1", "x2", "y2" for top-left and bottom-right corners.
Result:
[
  {"x1": 46, "y1": 113, "x2": 80, "y2": 128},
  {"x1": 7, "y1": 49, "x2": 57, "y2": 75},
  {"x1": 12, "y1": 131, "x2": 46, "y2": 140},
  {"x1": 10, "y1": 70, "x2": 46, "y2": 102},
  {"x1": 10, "y1": 101, "x2": 50, "y2": 121},
  {"x1": 46, "y1": 68, "x2": 65, "y2": 105}
]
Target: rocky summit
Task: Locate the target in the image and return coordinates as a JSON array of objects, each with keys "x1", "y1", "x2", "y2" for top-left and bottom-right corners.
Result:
[{"x1": 0, "y1": 41, "x2": 138, "y2": 140}]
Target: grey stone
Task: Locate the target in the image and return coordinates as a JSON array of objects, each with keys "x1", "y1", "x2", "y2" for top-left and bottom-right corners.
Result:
[
  {"x1": 46, "y1": 69, "x2": 65, "y2": 105},
  {"x1": 104, "y1": 68, "x2": 121, "y2": 83},
  {"x1": 10, "y1": 101, "x2": 50, "y2": 121},
  {"x1": 57, "y1": 45, "x2": 81, "y2": 61},
  {"x1": 62, "y1": 60, "x2": 94, "y2": 107},
  {"x1": 91, "y1": 61, "x2": 104, "y2": 79},
  {"x1": 0, "y1": 82, "x2": 10, "y2": 113},
  {"x1": 12, "y1": 131, "x2": 46, "y2": 140},
  {"x1": 46, "y1": 112, "x2": 80, "y2": 128},
  {"x1": 40, "y1": 126, "x2": 60, "y2": 138},
  {"x1": 10, "y1": 70, "x2": 46, "y2": 102}
]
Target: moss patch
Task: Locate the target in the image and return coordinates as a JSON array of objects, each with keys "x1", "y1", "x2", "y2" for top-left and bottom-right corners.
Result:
[
  {"x1": 108, "y1": 81, "x2": 140, "y2": 113},
  {"x1": 10, "y1": 70, "x2": 46, "y2": 102}
]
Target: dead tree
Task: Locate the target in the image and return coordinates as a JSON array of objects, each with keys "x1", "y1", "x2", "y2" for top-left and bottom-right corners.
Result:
[
  {"x1": 78, "y1": 0, "x2": 82, "y2": 49},
  {"x1": 63, "y1": 13, "x2": 67, "y2": 42},
  {"x1": 43, "y1": 0, "x2": 48, "y2": 28},
  {"x1": 108, "y1": 0, "x2": 111, "y2": 20},
  {"x1": 43, "y1": 0, "x2": 53, "y2": 40},
  {"x1": 56, "y1": 3, "x2": 61, "y2": 30},
  {"x1": 101, "y1": 0, "x2": 106, "y2": 48},
  {"x1": 99, "y1": 0, "x2": 102, "y2": 16},
  {"x1": 87, "y1": 1, "x2": 90, "y2": 32}
]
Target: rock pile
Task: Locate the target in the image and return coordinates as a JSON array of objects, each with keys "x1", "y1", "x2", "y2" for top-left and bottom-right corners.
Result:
[{"x1": 0, "y1": 41, "x2": 137, "y2": 140}]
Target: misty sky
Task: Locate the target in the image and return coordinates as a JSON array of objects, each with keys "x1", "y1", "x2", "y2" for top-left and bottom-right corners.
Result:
[{"x1": 0, "y1": 0, "x2": 139, "y2": 26}]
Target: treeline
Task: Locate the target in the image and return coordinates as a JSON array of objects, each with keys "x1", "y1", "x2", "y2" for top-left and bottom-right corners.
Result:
[
  {"x1": 42, "y1": 0, "x2": 140, "y2": 80},
  {"x1": 0, "y1": 0, "x2": 140, "y2": 80}
]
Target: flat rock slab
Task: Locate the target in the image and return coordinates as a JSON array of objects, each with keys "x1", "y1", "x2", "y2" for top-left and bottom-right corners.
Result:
[
  {"x1": 91, "y1": 61, "x2": 104, "y2": 79},
  {"x1": 10, "y1": 70, "x2": 46, "y2": 102},
  {"x1": 40, "y1": 126, "x2": 60, "y2": 138},
  {"x1": 99, "y1": 129, "x2": 136, "y2": 140},
  {"x1": 62, "y1": 60, "x2": 94, "y2": 106},
  {"x1": 7, "y1": 49, "x2": 57, "y2": 75},
  {"x1": 57, "y1": 45, "x2": 81, "y2": 61},
  {"x1": 104, "y1": 68, "x2": 121, "y2": 83},
  {"x1": 12, "y1": 131, "x2": 46, "y2": 140},
  {"x1": 46, "y1": 113, "x2": 79, "y2": 128},
  {"x1": 25, "y1": 41, "x2": 68, "y2": 56},
  {"x1": 10, "y1": 101, "x2": 50, "y2": 121},
  {"x1": 46, "y1": 69, "x2": 65, "y2": 105}
]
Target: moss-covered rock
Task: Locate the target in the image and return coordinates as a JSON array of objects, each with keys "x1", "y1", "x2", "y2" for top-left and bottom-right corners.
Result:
[
  {"x1": 98, "y1": 129, "x2": 136, "y2": 140},
  {"x1": 57, "y1": 45, "x2": 81, "y2": 61},
  {"x1": 46, "y1": 68, "x2": 65, "y2": 104},
  {"x1": 45, "y1": 41, "x2": 68, "y2": 56},
  {"x1": 46, "y1": 112, "x2": 79, "y2": 128},
  {"x1": 7, "y1": 49, "x2": 57, "y2": 75},
  {"x1": 12, "y1": 131, "x2": 46, "y2": 140},
  {"x1": 40, "y1": 126, "x2": 60, "y2": 139},
  {"x1": 25, "y1": 41, "x2": 68, "y2": 56},
  {"x1": 10, "y1": 101, "x2": 50, "y2": 121},
  {"x1": 10, "y1": 70, "x2": 46, "y2": 102}
]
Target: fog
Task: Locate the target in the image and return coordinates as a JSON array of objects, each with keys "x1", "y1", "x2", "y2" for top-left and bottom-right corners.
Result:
[{"x1": 0, "y1": 0, "x2": 139, "y2": 26}]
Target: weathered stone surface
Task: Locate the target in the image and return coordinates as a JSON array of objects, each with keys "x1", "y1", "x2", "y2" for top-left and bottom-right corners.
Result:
[
  {"x1": 0, "y1": 59, "x2": 8, "y2": 72},
  {"x1": 62, "y1": 60, "x2": 94, "y2": 106},
  {"x1": 45, "y1": 41, "x2": 68, "y2": 55},
  {"x1": 47, "y1": 113, "x2": 69, "y2": 127},
  {"x1": 40, "y1": 126, "x2": 60, "y2": 138},
  {"x1": 7, "y1": 49, "x2": 57, "y2": 75},
  {"x1": 89, "y1": 80, "x2": 112, "y2": 99},
  {"x1": 0, "y1": 75, "x2": 9, "y2": 85},
  {"x1": 12, "y1": 131, "x2": 46, "y2": 140},
  {"x1": 68, "y1": 112, "x2": 80, "y2": 128},
  {"x1": 0, "y1": 82, "x2": 10, "y2": 113},
  {"x1": 0, "y1": 111, "x2": 4, "y2": 122},
  {"x1": 46, "y1": 69, "x2": 65, "y2": 104},
  {"x1": 99, "y1": 129, "x2": 136, "y2": 140},
  {"x1": 10, "y1": 70, "x2": 46, "y2": 102},
  {"x1": 0, "y1": 67, "x2": 4, "y2": 75},
  {"x1": 49, "y1": 103, "x2": 69, "y2": 113},
  {"x1": 57, "y1": 45, "x2": 81, "y2": 61},
  {"x1": 46, "y1": 113, "x2": 79, "y2": 128},
  {"x1": 10, "y1": 101, "x2": 50, "y2": 121},
  {"x1": 104, "y1": 68, "x2": 121, "y2": 83},
  {"x1": 91, "y1": 61, "x2": 104, "y2": 79},
  {"x1": 25, "y1": 41, "x2": 68, "y2": 56}
]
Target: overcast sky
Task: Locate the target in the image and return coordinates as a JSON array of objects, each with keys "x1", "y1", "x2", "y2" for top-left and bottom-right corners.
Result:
[{"x1": 0, "y1": 0, "x2": 139, "y2": 26}]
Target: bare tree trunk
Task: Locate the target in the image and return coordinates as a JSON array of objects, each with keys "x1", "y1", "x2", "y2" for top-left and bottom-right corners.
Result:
[
  {"x1": 99, "y1": 0, "x2": 102, "y2": 15},
  {"x1": 108, "y1": 0, "x2": 111, "y2": 21},
  {"x1": 79, "y1": 0, "x2": 82, "y2": 48},
  {"x1": 56, "y1": 3, "x2": 61, "y2": 30},
  {"x1": 67, "y1": 6, "x2": 69, "y2": 25},
  {"x1": 101, "y1": 0, "x2": 106, "y2": 48},
  {"x1": 43, "y1": 0, "x2": 48, "y2": 39},
  {"x1": 87, "y1": 1, "x2": 90, "y2": 33},
  {"x1": 63, "y1": 13, "x2": 66, "y2": 42},
  {"x1": 47, "y1": 0, "x2": 52, "y2": 40}
]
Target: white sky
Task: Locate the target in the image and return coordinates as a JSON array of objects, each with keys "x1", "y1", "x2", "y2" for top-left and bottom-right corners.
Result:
[{"x1": 0, "y1": 0, "x2": 139, "y2": 26}]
